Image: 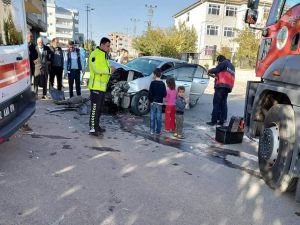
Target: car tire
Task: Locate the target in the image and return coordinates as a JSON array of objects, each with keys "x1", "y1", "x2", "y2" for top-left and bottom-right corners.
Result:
[
  {"x1": 130, "y1": 91, "x2": 150, "y2": 116},
  {"x1": 258, "y1": 104, "x2": 296, "y2": 192}
]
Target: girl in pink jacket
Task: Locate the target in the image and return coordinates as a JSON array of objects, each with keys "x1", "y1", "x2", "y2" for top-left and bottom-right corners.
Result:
[{"x1": 165, "y1": 78, "x2": 177, "y2": 132}]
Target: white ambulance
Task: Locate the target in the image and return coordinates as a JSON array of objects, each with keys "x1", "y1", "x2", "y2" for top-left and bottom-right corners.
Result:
[{"x1": 0, "y1": 0, "x2": 35, "y2": 143}]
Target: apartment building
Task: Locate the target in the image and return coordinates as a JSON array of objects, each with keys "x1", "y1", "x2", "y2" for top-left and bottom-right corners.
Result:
[
  {"x1": 174, "y1": 0, "x2": 271, "y2": 65},
  {"x1": 108, "y1": 32, "x2": 137, "y2": 58},
  {"x1": 45, "y1": 0, "x2": 80, "y2": 47},
  {"x1": 25, "y1": 0, "x2": 47, "y2": 40}
]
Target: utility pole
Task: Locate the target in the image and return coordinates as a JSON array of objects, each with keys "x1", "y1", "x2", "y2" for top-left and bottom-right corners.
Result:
[
  {"x1": 130, "y1": 18, "x2": 140, "y2": 36},
  {"x1": 145, "y1": 4, "x2": 157, "y2": 30},
  {"x1": 85, "y1": 4, "x2": 94, "y2": 48}
]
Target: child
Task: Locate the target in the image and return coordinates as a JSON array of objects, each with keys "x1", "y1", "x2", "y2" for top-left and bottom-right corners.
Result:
[
  {"x1": 174, "y1": 86, "x2": 187, "y2": 139},
  {"x1": 165, "y1": 77, "x2": 176, "y2": 132},
  {"x1": 149, "y1": 68, "x2": 167, "y2": 135}
]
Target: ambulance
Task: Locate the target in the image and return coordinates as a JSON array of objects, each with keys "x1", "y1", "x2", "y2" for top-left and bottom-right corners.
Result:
[{"x1": 0, "y1": 0, "x2": 35, "y2": 143}]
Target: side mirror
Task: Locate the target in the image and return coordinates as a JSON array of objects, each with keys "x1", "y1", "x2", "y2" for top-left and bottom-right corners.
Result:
[
  {"x1": 247, "y1": 0, "x2": 258, "y2": 9},
  {"x1": 161, "y1": 74, "x2": 167, "y2": 80},
  {"x1": 244, "y1": 9, "x2": 258, "y2": 25}
]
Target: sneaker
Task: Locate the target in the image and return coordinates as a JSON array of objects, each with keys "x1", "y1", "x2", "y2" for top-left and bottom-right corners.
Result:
[
  {"x1": 217, "y1": 121, "x2": 224, "y2": 126},
  {"x1": 206, "y1": 121, "x2": 217, "y2": 126},
  {"x1": 177, "y1": 134, "x2": 184, "y2": 139},
  {"x1": 150, "y1": 130, "x2": 154, "y2": 135},
  {"x1": 89, "y1": 129, "x2": 100, "y2": 136},
  {"x1": 41, "y1": 95, "x2": 48, "y2": 100},
  {"x1": 174, "y1": 133, "x2": 178, "y2": 137}
]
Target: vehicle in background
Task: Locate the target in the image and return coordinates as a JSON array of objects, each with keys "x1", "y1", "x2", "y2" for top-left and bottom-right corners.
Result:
[
  {"x1": 107, "y1": 56, "x2": 209, "y2": 115},
  {"x1": 244, "y1": 0, "x2": 300, "y2": 199},
  {"x1": 0, "y1": 0, "x2": 35, "y2": 143}
]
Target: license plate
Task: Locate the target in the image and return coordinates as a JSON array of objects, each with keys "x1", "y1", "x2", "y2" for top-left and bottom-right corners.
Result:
[{"x1": 0, "y1": 104, "x2": 16, "y2": 121}]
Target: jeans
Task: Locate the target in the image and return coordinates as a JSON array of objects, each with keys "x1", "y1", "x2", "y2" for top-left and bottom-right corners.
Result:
[
  {"x1": 211, "y1": 88, "x2": 229, "y2": 123},
  {"x1": 68, "y1": 69, "x2": 81, "y2": 98},
  {"x1": 150, "y1": 103, "x2": 162, "y2": 134}
]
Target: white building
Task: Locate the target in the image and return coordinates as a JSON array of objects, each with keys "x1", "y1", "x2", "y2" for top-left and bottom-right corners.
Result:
[
  {"x1": 108, "y1": 32, "x2": 137, "y2": 58},
  {"x1": 44, "y1": 0, "x2": 80, "y2": 47},
  {"x1": 174, "y1": 0, "x2": 271, "y2": 66}
]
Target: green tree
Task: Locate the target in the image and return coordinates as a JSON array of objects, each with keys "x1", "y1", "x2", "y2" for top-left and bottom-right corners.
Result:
[
  {"x1": 219, "y1": 47, "x2": 232, "y2": 60},
  {"x1": 234, "y1": 28, "x2": 260, "y2": 68},
  {"x1": 84, "y1": 39, "x2": 96, "y2": 54},
  {"x1": 132, "y1": 22, "x2": 197, "y2": 58}
]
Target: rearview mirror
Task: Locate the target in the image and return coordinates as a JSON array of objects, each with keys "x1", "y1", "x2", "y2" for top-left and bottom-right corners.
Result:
[{"x1": 244, "y1": 9, "x2": 258, "y2": 25}]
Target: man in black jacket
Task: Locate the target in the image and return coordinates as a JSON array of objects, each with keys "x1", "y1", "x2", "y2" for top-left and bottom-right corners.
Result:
[
  {"x1": 27, "y1": 32, "x2": 38, "y2": 85},
  {"x1": 49, "y1": 38, "x2": 64, "y2": 91}
]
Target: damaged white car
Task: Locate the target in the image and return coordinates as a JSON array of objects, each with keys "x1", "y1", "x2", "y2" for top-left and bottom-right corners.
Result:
[{"x1": 106, "y1": 56, "x2": 210, "y2": 116}]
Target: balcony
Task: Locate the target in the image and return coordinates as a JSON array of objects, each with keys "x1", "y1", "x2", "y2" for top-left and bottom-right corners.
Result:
[
  {"x1": 25, "y1": 0, "x2": 43, "y2": 14},
  {"x1": 56, "y1": 23, "x2": 73, "y2": 29},
  {"x1": 74, "y1": 19, "x2": 79, "y2": 24},
  {"x1": 56, "y1": 13, "x2": 73, "y2": 20},
  {"x1": 56, "y1": 32, "x2": 73, "y2": 39},
  {"x1": 26, "y1": 13, "x2": 47, "y2": 32}
]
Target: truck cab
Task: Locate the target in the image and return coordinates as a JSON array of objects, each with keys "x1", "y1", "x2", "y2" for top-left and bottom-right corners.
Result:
[{"x1": 0, "y1": 0, "x2": 36, "y2": 143}]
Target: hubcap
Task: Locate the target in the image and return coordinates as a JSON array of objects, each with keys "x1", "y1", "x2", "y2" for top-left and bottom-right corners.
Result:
[
  {"x1": 138, "y1": 96, "x2": 149, "y2": 112},
  {"x1": 259, "y1": 125, "x2": 280, "y2": 167}
]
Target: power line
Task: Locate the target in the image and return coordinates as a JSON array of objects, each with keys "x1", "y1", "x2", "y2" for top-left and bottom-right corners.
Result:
[{"x1": 85, "y1": 4, "x2": 95, "y2": 44}]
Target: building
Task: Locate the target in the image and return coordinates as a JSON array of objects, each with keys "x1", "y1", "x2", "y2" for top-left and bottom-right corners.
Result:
[
  {"x1": 25, "y1": 0, "x2": 47, "y2": 41},
  {"x1": 45, "y1": 0, "x2": 80, "y2": 47},
  {"x1": 108, "y1": 32, "x2": 137, "y2": 58},
  {"x1": 174, "y1": 0, "x2": 271, "y2": 66}
]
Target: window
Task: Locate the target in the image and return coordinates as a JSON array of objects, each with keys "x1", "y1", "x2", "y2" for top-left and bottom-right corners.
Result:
[
  {"x1": 267, "y1": 0, "x2": 298, "y2": 26},
  {"x1": 225, "y1": 6, "x2": 237, "y2": 17},
  {"x1": 186, "y1": 12, "x2": 190, "y2": 22},
  {"x1": 160, "y1": 63, "x2": 173, "y2": 72},
  {"x1": 176, "y1": 67, "x2": 195, "y2": 82},
  {"x1": 208, "y1": 4, "x2": 220, "y2": 15},
  {"x1": 207, "y1": 25, "x2": 218, "y2": 36},
  {"x1": 0, "y1": 0, "x2": 25, "y2": 46},
  {"x1": 204, "y1": 45, "x2": 216, "y2": 56},
  {"x1": 194, "y1": 66, "x2": 209, "y2": 79},
  {"x1": 224, "y1": 27, "x2": 235, "y2": 37}
]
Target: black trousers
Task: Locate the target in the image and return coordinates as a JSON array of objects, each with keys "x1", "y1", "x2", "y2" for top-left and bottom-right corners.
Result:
[
  {"x1": 211, "y1": 88, "x2": 229, "y2": 123},
  {"x1": 34, "y1": 74, "x2": 48, "y2": 96},
  {"x1": 68, "y1": 69, "x2": 81, "y2": 98},
  {"x1": 89, "y1": 90, "x2": 105, "y2": 131},
  {"x1": 50, "y1": 66, "x2": 63, "y2": 90}
]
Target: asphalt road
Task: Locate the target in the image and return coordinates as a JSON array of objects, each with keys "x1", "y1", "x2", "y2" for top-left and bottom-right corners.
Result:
[{"x1": 0, "y1": 72, "x2": 299, "y2": 225}]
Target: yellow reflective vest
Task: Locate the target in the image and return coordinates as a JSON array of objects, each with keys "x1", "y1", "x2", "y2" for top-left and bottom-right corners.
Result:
[{"x1": 88, "y1": 47, "x2": 111, "y2": 92}]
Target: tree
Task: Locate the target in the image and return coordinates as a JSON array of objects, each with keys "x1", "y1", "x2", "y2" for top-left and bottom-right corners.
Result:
[
  {"x1": 234, "y1": 28, "x2": 260, "y2": 68},
  {"x1": 132, "y1": 22, "x2": 197, "y2": 58},
  {"x1": 84, "y1": 39, "x2": 96, "y2": 54},
  {"x1": 219, "y1": 47, "x2": 232, "y2": 61}
]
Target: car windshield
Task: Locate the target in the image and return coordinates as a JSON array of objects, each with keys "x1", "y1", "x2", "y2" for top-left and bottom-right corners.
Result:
[{"x1": 126, "y1": 58, "x2": 162, "y2": 76}]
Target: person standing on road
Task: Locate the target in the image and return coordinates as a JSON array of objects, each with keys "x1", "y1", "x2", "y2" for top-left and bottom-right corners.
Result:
[
  {"x1": 164, "y1": 77, "x2": 177, "y2": 133},
  {"x1": 88, "y1": 37, "x2": 114, "y2": 136},
  {"x1": 174, "y1": 86, "x2": 188, "y2": 139},
  {"x1": 206, "y1": 55, "x2": 235, "y2": 126},
  {"x1": 149, "y1": 68, "x2": 167, "y2": 135},
  {"x1": 49, "y1": 38, "x2": 64, "y2": 91},
  {"x1": 64, "y1": 40, "x2": 83, "y2": 98},
  {"x1": 27, "y1": 32, "x2": 38, "y2": 86},
  {"x1": 34, "y1": 37, "x2": 51, "y2": 99},
  {"x1": 79, "y1": 43, "x2": 87, "y2": 84}
]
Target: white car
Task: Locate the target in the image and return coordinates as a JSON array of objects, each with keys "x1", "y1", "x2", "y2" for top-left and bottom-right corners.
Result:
[{"x1": 107, "y1": 56, "x2": 210, "y2": 116}]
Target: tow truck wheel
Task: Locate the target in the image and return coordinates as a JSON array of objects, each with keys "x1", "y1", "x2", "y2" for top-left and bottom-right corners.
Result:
[
  {"x1": 130, "y1": 91, "x2": 150, "y2": 116},
  {"x1": 258, "y1": 104, "x2": 296, "y2": 192}
]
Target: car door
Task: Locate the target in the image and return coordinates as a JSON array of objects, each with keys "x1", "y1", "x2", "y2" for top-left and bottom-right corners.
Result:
[
  {"x1": 161, "y1": 64, "x2": 196, "y2": 97},
  {"x1": 189, "y1": 65, "x2": 210, "y2": 104}
]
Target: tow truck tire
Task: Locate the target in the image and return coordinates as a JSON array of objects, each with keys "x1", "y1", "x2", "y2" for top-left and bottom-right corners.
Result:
[
  {"x1": 258, "y1": 104, "x2": 296, "y2": 192},
  {"x1": 130, "y1": 91, "x2": 150, "y2": 116}
]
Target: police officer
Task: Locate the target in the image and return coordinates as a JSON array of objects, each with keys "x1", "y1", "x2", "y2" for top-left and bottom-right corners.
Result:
[
  {"x1": 88, "y1": 37, "x2": 114, "y2": 136},
  {"x1": 207, "y1": 55, "x2": 235, "y2": 126}
]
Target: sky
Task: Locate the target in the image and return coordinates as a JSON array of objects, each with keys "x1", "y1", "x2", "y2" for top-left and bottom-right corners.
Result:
[{"x1": 56, "y1": 0, "x2": 197, "y2": 42}]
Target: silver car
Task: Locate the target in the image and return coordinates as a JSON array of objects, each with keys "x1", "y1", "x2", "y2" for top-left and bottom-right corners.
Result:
[{"x1": 108, "y1": 56, "x2": 210, "y2": 116}]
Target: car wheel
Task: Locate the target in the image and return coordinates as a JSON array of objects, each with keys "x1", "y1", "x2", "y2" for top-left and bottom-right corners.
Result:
[
  {"x1": 189, "y1": 98, "x2": 199, "y2": 108},
  {"x1": 258, "y1": 104, "x2": 296, "y2": 192},
  {"x1": 131, "y1": 91, "x2": 150, "y2": 116}
]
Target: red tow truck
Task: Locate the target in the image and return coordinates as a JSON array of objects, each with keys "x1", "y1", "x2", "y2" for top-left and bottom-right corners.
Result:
[{"x1": 244, "y1": 0, "x2": 300, "y2": 200}]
